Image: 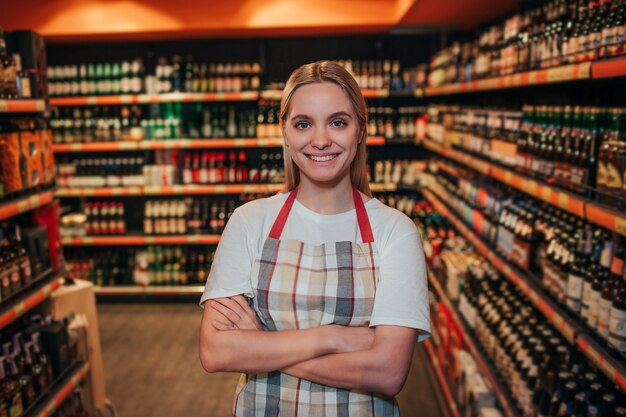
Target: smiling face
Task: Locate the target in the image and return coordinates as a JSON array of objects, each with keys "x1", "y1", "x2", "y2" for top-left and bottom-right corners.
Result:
[{"x1": 282, "y1": 82, "x2": 361, "y2": 188}]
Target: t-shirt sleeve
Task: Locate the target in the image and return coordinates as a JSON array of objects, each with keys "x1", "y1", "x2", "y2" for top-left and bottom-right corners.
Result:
[
  {"x1": 199, "y1": 209, "x2": 254, "y2": 307},
  {"x1": 369, "y1": 221, "x2": 431, "y2": 342}
]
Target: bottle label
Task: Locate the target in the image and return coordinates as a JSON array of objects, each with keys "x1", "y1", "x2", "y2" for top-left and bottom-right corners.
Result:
[
  {"x1": 597, "y1": 161, "x2": 608, "y2": 187},
  {"x1": 598, "y1": 297, "x2": 612, "y2": 338},
  {"x1": 606, "y1": 162, "x2": 624, "y2": 188},
  {"x1": 581, "y1": 280, "x2": 592, "y2": 319},
  {"x1": 566, "y1": 272, "x2": 584, "y2": 312},
  {"x1": 609, "y1": 307, "x2": 626, "y2": 352},
  {"x1": 587, "y1": 289, "x2": 601, "y2": 327}
]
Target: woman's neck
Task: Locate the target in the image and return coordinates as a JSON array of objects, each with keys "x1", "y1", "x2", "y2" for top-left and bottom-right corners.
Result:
[{"x1": 295, "y1": 175, "x2": 355, "y2": 215}]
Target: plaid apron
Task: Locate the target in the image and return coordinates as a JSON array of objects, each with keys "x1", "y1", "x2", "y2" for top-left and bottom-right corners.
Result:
[{"x1": 233, "y1": 187, "x2": 399, "y2": 417}]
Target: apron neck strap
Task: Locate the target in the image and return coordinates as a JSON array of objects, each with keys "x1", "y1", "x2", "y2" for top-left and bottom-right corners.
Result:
[
  {"x1": 353, "y1": 187, "x2": 374, "y2": 243},
  {"x1": 269, "y1": 186, "x2": 374, "y2": 243}
]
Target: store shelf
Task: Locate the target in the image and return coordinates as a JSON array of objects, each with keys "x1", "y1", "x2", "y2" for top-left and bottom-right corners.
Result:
[
  {"x1": 0, "y1": 190, "x2": 55, "y2": 222},
  {"x1": 590, "y1": 56, "x2": 626, "y2": 80},
  {"x1": 577, "y1": 334, "x2": 626, "y2": 393},
  {"x1": 0, "y1": 99, "x2": 46, "y2": 113},
  {"x1": 49, "y1": 91, "x2": 260, "y2": 107},
  {"x1": 61, "y1": 235, "x2": 221, "y2": 246},
  {"x1": 51, "y1": 136, "x2": 386, "y2": 153},
  {"x1": 426, "y1": 266, "x2": 520, "y2": 417},
  {"x1": 424, "y1": 62, "x2": 592, "y2": 96},
  {"x1": 95, "y1": 285, "x2": 204, "y2": 296},
  {"x1": 423, "y1": 186, "x2": 580, "y2": 343},
  {"x1": 423, "y1": 339, "x2": 460, "y2": 417},
  {"x1": 260, "y1": 88, "x2": 390, "y2": 100},
  {"x1": 56, "y1": 181, "x2": 397, "y2": 197},
  {"x1": 34, "y1": 361, "x2": 91, "y2": 417},
  {"x1": 422, "y1": 185, "x2": 626, "y2": 392},
  {"x1": 0, "y1": 276, "x2": 63, "y2": 331},
  {"x1": 424, "y1": 137, "x2": 626, "y2": 237},
  {"x1": 55, "y1": 184, "x2": 285, "y2": 197}
]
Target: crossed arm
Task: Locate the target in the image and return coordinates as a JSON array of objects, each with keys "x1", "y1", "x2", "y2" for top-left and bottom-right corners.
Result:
[{"x1": 198, "y1": 296, "x2": 419, "y2": 397}]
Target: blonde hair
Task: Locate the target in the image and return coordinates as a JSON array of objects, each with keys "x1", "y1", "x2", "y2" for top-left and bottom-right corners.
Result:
[{"x1": 279, "y1": 61, "x2": 371, "y2": 197}]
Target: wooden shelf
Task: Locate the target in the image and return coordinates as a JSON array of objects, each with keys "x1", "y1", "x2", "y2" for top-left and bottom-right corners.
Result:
[
  {"x1": 426, "y1": 266, "x2": 520, "y2": 417},
  {"x1": 424, "y1": 137, "x2": 626, "y2": 237},
  {"x1": 95, "y1": 285, "x2": 204, "y2": 296},
  {"x1": 34, "y1": 362, "x2": 91, "y2": 417},
  {"x1": 49, "y1": 91, "x2": 260, "y2": 107},
  {"x1": 423, "y1": 339, "x2": 461, "y2": 417},
  {"x1": 0, "y1": 99, "x2": 46, "y2": 113},
  {"x1": 56, "y1": 181, "x2": 397, "y2": 197},
  {"x1": 424, "y1": 62, "x2": 592, "y2": 96},
  {"x1": 0, "y1": 191, "x2": 54, "y2": 222},
  {"x1": 51, "y1": 136, "x2": 386, "y2": 153},
  {"x1": 0, "y1": 276, "x2": 62, "y2": 331},
  {"x1": 422, "y1": 184, "x2": 626, "y2": 392},
  {"x1": 61, "y1": 235, "x2": 221, "y2": 246},
  {"x1": 55, "y1": 184, "x2": 285, "y2": 197}
]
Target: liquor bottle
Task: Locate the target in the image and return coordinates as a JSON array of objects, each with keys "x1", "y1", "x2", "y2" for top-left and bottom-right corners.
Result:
[
  {"x1": 0, "y1": 28, "x2": 18, "y2": 99},
  {"x1": 0, "y1": 356, "x2": 23, "y2": 417},
  {"x1": 609, "y1": 263, "x2": 626, "y2": 353}
]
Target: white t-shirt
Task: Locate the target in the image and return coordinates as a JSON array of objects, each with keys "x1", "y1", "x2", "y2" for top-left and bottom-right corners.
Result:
[{"x1": 200, "y1": 191, "x2": 431, "y2": 340}]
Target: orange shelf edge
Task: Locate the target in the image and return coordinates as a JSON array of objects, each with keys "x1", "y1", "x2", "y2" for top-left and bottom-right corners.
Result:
[
  {"x1": 591, "y1": 56, "x2": 626, "y2": 79},
  {"x1": 426, "y1": 268, "x2": 519, "y2": 417},
  {"x1": 55, "y1": 184, "x2": 285, "y2": 197},
  {"x1": 51, "y1": 136, "x2": 385, "y2": 153},
  {"x1": 0, "y1": 277, "x2": 62, "y2": 331},
  {"x1": 423, "y1": 339, "x2": 461, "y2": 417},
  {"x1": 35, "y1": 362, "x2": 91, "y2": 417},
  {"x1": 0, "y1": 99, "x2": 46, "y2": 113},
  {"x1": 60, "y1": 235, "x2": 221, "y2": 246},
  {"x1": 49, "y1": 91, "x2": 260, "y2": 106},
  {"x1": 0, "y1": 191, "x2": 55, "y2": 222},
  {"x1": 424, "y1": 62, "x2": 592, "y2": 97}
]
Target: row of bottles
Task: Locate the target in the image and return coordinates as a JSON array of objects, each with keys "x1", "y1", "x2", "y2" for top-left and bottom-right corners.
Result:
[
  {"x1": 0, "y1": 224, "x2": 33, "y2": 303},
  {"x1": 432, "y1": 168, "x2": 626, "y2": 355},
  {"x1": 422, "y1": 200, "x2": 626, "y2": 416},
  {"x1": 428, "y1": 0, "x2": 626, "y2": 85},
  {"x1": 430, "y1": 103, "x2": 626, "y2": 203},
  {"x1": 0, "y1": 312, "x2": 77, "y2": 416},
  {"x1": 84, "y1": 202, "x2": 126, "y2": 235},
  {"x1": 50, "y1": 104, "x2": 261, "y2": 143},
  {"x1": 65, "y1": 246, "x2": 214, "y2": 287},
  {"x1": 144, "y1": 198, "x2": 238, "y2": 235},
  {"x1": 0, "y1": 28, "x2": 35, "y2": 99},
  {"x1": 47, "y1": 59, "x2": 263, "y2": 96},
  {"x1": 371, "y1": 159, "x2": 421, "y2": 185},
  {"x1": 55, "y1": 150, "x2": 285, "y2": 188},
  {"x1": 366, "y1": 106, "x2": 426, "y2": 141}
]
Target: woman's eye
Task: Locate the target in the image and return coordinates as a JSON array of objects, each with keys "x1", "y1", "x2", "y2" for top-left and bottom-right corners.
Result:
[
  {"x1": 295, "y1": 121, "x2": 310, "y2": 129},
  {"x1": 331, "y1": 119, "x2": 346, "y2": 127}
]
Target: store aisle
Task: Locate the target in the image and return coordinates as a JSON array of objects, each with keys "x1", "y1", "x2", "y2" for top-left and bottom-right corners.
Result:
[{"x1": 98, "y1": 303, "x2": 445, "y2": 417}]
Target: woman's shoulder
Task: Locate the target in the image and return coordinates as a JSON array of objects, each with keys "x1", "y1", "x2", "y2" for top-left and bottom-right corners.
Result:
[{"x1": 367, "y1": 198, "x2": 418, "y2": 238}]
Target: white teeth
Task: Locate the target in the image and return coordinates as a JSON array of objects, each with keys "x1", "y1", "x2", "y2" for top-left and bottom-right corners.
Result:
[{"x1": 308, "y1": 154, "x2": 338, "y2": 162}]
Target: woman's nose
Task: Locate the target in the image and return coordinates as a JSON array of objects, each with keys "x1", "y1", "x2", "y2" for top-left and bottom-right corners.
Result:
[{"x1": 310, "y1": 127, "x2": 332, "y2": 149}]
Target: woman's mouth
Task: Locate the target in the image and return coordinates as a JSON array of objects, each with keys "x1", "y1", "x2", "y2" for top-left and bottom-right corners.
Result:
[{"x1": 306, "y1": 153, "x2": 339, "y2": 162}]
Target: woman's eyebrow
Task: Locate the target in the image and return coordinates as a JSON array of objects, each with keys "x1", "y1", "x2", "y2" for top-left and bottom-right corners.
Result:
[{"x1": 289, "y1": 111, "x2": 353, "y2": 121}]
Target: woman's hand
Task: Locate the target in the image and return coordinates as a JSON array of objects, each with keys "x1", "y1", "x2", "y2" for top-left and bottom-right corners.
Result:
[{"x1": 208, "y1": 296, "x2": 263, "y2": 331}]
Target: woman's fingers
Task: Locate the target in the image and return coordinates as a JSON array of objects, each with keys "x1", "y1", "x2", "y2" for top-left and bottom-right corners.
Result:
[
  {"x1": 212, "y1": 320, "x2": 234, "y2": 330},
  {"x1": 209, "y1": 300, "x2": 243, "y2": 323}
]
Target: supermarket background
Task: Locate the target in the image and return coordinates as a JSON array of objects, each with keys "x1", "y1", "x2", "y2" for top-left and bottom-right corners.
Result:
[{"x1": 1, "y1": 0, "x2": 625, "y2": 416}]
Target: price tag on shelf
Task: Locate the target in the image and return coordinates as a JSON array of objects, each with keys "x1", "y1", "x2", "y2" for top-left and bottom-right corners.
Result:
[
  {"x1": 558, "y1": 193, "x2": 570, "y2": 211},
  {"x1": 615, "y1": 216, "x2": 626, "y2": 236},
  {"x1": 547, "y1": 65, "x2": 577, "y2": 82},
  {"x1": 541, "y1": 186, "x2": 552, "y2": 202},
  {"x1": 0, "y1": 101, "x2": 8, "y2": 112}
]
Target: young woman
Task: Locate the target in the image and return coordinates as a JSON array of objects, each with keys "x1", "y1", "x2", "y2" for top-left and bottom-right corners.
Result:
[{"x1": 199, "y1": 60, "x2": 430, "y2": 417}]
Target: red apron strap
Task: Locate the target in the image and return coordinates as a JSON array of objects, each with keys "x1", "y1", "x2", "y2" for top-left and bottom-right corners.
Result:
[
  {"x1": 268, "y1": 186, "x2": 374, "y2": 243},
  {"x1": 268, "y1": 187, "x2": 298, "y2": 239},
  {"x1": 353, "y1": 187, "x2": 374, "y2": 243}
]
